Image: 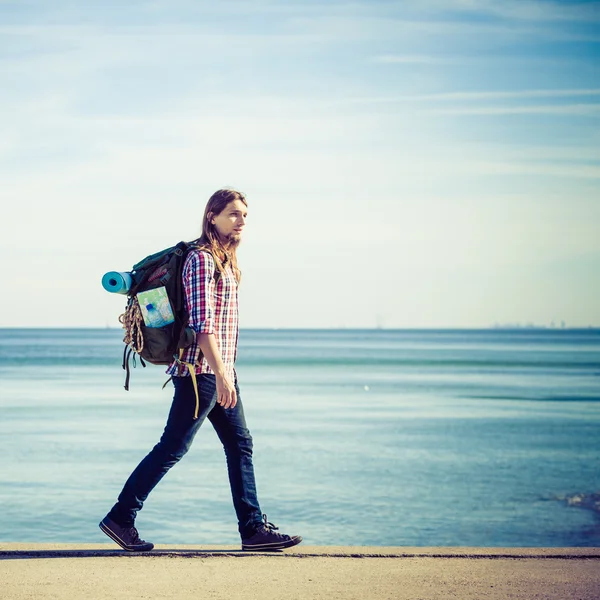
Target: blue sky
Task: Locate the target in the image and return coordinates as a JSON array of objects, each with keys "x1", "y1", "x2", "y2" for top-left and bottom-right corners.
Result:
[{"x1": 1, "y1": 0, "x2": 599, "y2": 328}]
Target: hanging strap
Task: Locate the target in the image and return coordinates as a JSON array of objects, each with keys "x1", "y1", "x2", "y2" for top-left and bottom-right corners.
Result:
[
  {"x1": 163, "y1": 349, "x2": 200, "y2": 419},
  {"x1": 123, "y1": 346, "x2": 133, "y2": 391},
  {"x1": 186, "y1": 363, "x2": 200, "y2": 420},
  {"x1": 123, "y1": 345, "x2": 146, "y2": 392}
]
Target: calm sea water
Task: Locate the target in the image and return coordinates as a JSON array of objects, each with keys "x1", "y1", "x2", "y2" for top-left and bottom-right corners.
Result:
[{"x1": 1, "y1": 328, "x2": 599, "y2": 547}]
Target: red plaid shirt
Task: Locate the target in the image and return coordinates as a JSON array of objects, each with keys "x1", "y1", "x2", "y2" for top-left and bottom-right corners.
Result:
[{"x1": 166, "y1": 249, "x2": 238, "y2": 378}]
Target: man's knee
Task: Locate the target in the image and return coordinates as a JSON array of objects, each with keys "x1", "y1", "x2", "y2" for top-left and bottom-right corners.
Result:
[
  {"x1": 223, "y1": 428, "x2": 253, "y2": 456},
  {"x1": 155, "y1": 431, "x2": 194, "y2": 464}
]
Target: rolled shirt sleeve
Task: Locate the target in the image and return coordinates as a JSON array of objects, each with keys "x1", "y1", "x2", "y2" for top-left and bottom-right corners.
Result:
[{"x1": 183, "y1": 250, "x2": 215, "y2": 335}]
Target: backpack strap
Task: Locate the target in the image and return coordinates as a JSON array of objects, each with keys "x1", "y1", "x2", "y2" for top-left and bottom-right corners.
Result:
[
  {"x1": 163, "y1": 349, "x2": 201, "y2": 420},
  {"x1": 123, "y1": 346, "x2": 133, "y2": 391},
  {"x1": 123, "y1": 345, "x2": 146, "y2": 392},
  {"x1": 186, "y1": 364, "x2": 200, "y2": 420}
]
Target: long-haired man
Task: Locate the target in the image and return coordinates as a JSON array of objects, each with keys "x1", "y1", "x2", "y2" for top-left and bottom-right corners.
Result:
[{"x1": 100, "y1": 189, "x2": 302, "y2": 552}]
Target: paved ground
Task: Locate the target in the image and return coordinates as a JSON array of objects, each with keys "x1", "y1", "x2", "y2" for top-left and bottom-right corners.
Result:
[{"x1": 1, "y1": 545, "x2": 599, "y2": 600}]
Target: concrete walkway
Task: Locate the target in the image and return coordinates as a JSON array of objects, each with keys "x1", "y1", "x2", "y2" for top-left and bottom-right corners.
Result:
[{"x1": 1, "y1": 544, "x2": 599, "y2": 600}]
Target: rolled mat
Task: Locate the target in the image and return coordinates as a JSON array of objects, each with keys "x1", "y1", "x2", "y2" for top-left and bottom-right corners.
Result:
[{"x1": 102, "y1": 271, "x2": 132, "y2": 294}]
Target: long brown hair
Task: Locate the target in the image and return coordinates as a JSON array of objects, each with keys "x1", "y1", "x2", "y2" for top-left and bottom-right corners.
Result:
[{"x1": 193, "y1": 188, "x2": 247, "y2": 281}]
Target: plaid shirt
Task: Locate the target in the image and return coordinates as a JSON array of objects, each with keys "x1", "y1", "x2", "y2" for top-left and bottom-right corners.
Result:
[{"x1": 166, "y1": 249, "x2": 238, "y2": 378}]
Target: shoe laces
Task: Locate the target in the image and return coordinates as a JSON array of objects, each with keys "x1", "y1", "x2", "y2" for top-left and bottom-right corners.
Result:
[
  {"x1": 260, "y1": 514, "x2": 278, "y2": 532},
  {"x1": 126, "y1": 526, "x2": 145, "y2": 544},
  {"x1": 257, "y1": 514, "x2": 289, "y2": 539}
]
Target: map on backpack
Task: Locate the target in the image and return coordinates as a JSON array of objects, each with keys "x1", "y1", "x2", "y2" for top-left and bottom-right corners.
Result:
[{"x1": 137, "y1": 287, "x2": 175, "y2": 328}]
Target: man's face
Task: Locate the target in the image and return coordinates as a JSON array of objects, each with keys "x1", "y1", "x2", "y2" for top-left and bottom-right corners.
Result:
[{"x1": 211, "y1": 199, "x2": 248, "y2": 244}]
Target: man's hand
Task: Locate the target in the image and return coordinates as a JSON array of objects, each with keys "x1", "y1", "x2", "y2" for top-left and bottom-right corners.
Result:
[
  {"x1": 216, "y1": 374, "x2": 237, "y2": 409},
  {"x1": 196, "y1": 333, "x2": 237, "y2": 409}
]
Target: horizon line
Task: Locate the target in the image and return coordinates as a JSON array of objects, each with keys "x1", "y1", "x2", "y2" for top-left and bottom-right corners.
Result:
[{"x1": 0, "y1": 326, "x2": 598, "y2": 332}]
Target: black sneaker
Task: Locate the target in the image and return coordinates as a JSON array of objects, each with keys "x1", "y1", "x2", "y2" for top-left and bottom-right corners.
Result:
[
  {"x1": 99, "y1": 516, "x2": 154, "y2": 552},
  {"x1": 242, "y1": 514, "x2": 302, "y2": 551}
]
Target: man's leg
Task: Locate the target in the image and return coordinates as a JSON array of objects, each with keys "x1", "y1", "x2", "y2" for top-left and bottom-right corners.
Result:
[
  {"x1": 207, "y1": 380, "x2": 263, "y2": 537},
  {"x1": 105, "y1": 375, "x2": 217, "y2": 527},
  {"x1": 208, "y1": 380, "x2": 302, "y2": 550}
]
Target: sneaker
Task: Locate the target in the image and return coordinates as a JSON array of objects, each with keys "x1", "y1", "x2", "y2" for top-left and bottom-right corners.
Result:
[
  {"x1": 99, "y1": 516, "x2": 154, "y2": 552},
  {"x1": 242, "y1": 514, "x2": 302, "y2": 551}
]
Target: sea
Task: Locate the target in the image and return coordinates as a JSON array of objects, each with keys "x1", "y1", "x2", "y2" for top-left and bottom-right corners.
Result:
[{"x1": 1, "y1": 328, "x2": 599, "y2": 547}]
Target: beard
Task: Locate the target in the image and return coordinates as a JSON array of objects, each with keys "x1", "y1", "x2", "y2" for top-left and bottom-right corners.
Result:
[{"x1": 224, "y1": 232, "x2": 242, "y2": 249}]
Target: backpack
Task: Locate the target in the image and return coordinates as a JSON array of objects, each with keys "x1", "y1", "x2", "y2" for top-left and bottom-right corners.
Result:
[{"x1": 118, "y1": 240, "x2": 214, "y2": 392}]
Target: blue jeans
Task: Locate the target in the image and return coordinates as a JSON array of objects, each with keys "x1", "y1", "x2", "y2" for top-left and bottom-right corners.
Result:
[{"x1": 107, "y1": 375, "x2": 263, "y2": 538}]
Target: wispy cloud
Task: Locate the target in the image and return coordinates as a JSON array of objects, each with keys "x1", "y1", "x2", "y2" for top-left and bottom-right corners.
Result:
[
  {"x1": 372, "y1": 54, "x2": 453, "y2": 64},
  {"x1": 421, "y1": 0, "x2": 600, "y2": 23},
  {"x1": 417, "y1": 89, "x2": 600, "y2": 101},
  {"x1": 423, "y1": 103, "x2": 600, "y2": 116},
  {"x1": 338, "y1": 89, "x2": 600, "y2": 106},
  {"x1": 468, "y1": 160, "x2": 600, "y2": 179}
]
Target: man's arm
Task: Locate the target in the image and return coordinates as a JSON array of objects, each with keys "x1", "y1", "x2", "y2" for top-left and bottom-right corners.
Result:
[
  {"x1": 183, "y1": 251, "x2": 237, "y2": 409},
  {"x1": 197, "y1": 332, "x2": 237, "y2": 409}
]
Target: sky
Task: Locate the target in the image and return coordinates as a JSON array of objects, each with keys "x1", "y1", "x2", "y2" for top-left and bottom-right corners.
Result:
[{"x1": 1, "y1": 0, "x2": 599, "y2": 328}]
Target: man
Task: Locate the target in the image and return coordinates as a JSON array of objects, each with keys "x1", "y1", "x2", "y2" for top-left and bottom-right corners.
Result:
[{"x1": 100, "y1": 188, "x2": 302, "y2": 552}]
